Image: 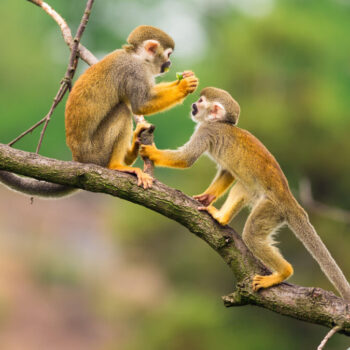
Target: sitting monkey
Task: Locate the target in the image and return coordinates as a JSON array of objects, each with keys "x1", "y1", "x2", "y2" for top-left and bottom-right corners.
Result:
[
  {"x1": 0, "y1": 25, "x2": 198, "y2": 195},
  {"x1": 140, "y1": 87, "x2": 350, "y2": 300}
]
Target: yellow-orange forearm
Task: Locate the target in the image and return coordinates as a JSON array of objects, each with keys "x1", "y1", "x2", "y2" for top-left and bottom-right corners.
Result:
[
  {"x1": 153, "y1": 149, "x2": 189, "y2": 168},
  {"x1": 140, "y1": 145, "x2": 190, "y2": 168},
  {"x1": 134, "y1": 74, "x2": 198, "y2": 115},
  {"x1": 124, "y1": 138, "x2": 139, "y2": 165},
  {"x1": 135, "y1": 83, "x2": 185, "y2": 115}
]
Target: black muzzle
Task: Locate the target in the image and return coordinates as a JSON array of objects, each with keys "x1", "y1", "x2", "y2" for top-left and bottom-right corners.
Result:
[
  {"x1": 161, "y1": 60, "x2": 171, "y2": 73},
  {"x1": 191, "y1": 103, "x2": 198, "y2": 116}
]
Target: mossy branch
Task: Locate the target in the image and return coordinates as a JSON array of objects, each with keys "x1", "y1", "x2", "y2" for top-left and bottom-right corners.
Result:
[{"x1": 0, "y1": 143, "x2": 349, "y2": 336}]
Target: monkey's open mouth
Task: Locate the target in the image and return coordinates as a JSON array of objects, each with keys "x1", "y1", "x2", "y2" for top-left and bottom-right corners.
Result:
[
  {"x1": 191, "y1": 103, "x2": 198, "y2": 116},
  {"x1": 161, "y1": 61, "x2": 171, "y2": 73}
]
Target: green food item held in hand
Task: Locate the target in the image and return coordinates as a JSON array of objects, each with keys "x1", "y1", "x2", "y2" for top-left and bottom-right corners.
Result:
[{"x1": 176, "y1": 72, "x2": 184, "y2": 80}]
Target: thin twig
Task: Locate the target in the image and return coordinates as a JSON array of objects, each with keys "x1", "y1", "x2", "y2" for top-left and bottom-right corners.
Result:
[
  {"x1": 8, "y1": 117, "x2": 47, "y2": 147},
  {"x1": 26, "y1": 0, "x2": 98, "y2": 66},
  {"x1": 317, "y1": 325, "x2": 341, "y2": 350},
  {"x1": 299, "y1": 178, "x2": 350, "y2": 224},
  {"x1": 8, "y1": 0, "x2": 98, "y2": 148},
  {"x1": 35, "y1": 85, "x2": 69, "y2": 153},
  {"x1": 35, "y1": 0, "x2": 95, "y2": 153}
]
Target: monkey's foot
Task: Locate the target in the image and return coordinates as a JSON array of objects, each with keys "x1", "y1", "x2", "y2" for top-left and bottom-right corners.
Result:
[
  {"x1": 198, "y1": 206, "x2": 229, "y2": 226},
  {"x1": 134, "y1": 170, "x2": 152, "y2": 189},
  {"x1": 193, "y1": 193, "x2": 216, "y2": 206},
  {"x1": 252, "y1": 274, "x2": 284, "y2": 291},
  {"x1": 109, "y1": 165, "x2": 153, "y2": 189}
]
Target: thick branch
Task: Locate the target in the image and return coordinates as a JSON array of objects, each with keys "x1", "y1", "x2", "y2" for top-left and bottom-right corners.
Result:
[{"x1": 0, "y1": 143, "x2": 349, "y2": 336}]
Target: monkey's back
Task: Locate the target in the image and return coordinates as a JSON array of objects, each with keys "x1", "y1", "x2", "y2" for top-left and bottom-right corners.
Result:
[
  {"x1": 65, "y1": 49, "x2": 148, "y2": 162},
  {"x1": 207, "y1": 123, "x2": 291, "y2": 199}
]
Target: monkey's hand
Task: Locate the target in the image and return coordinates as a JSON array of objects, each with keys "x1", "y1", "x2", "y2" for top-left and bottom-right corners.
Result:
[
  {"x1": 124, "y1": 122, "x2": 153, "y2": 165},
  {"x1": 198, "y1": 206, "x2": 229, "y2": 226},
  {"x1": 134, "y1": 121, "x2": 152, "y2": 139},
  {"x1": 134, "y1": 121, "x2": 151, "y2": 137},
  {"x1": 193, "y1": 193, "x2": 216, "y2": 207},
  {"x1": 139, "y1": 144, "x2": 160, "y2": 164},
  {"x1": 182, "y1": 70, "x2": 195, "y2": 78},
  {"x1": 178, "y1": 72, "x2": 199, "y2": 95}
]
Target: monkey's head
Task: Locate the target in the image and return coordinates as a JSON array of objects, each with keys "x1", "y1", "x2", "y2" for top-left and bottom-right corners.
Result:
[
  {"x1": 126, "y1": 25, "x2": 175, "y2": 76},
  {"x1": 191, "y1": 87, "x2": 240, "y2": 125}
]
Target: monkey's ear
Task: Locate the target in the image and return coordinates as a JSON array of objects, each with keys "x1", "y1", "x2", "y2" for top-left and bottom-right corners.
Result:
[
  {"x1": 208, "y1": 102, "x2": 226, "y2": 121},
  {"x1": 143, "y1": 40, "x2": 160, "y2": 55}
]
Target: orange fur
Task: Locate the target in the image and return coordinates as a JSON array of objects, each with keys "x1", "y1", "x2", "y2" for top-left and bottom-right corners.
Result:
[{"x1": 134, "y1": 76, "x2": 198, "y2": 115}]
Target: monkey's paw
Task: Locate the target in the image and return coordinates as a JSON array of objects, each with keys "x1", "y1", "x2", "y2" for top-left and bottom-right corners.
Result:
[
  {"x1": 193, "y1": 193, "x2": 216, "y2": 206},
  {"x1": 198, "y1": 206, "x2": 228, "y2": 225},
  {"x1": 134, "y1": 122, "x2": 152, "y2": 137},
  {"x1": 252, "y1": 274, "x2": 284, "y2": 292},
  {"x1": 139, "y1": 144, "x2": 158, "y2": 162},
  {"x1": 135, "y1": 169, "x2": 153, "y2": 189},
  {"x1": 182, "y1": 70, "x2": 195, "y2": 78},
  {"x1": 179, "y1": 75, "x2": 199, "y2": 95}
]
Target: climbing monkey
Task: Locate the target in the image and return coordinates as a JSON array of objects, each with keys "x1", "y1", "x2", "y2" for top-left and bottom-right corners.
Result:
[
  {"x1": 140, "y1": 87, "x2": 350, "y2": 300},
  {"x1": 0, "y1": 25, "x2": 198, "y2": 195}
]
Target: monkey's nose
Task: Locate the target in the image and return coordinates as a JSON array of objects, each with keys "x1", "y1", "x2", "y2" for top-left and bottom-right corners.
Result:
[{"x1": 161, "y1": 61, "x2": 171, "y2": 73}]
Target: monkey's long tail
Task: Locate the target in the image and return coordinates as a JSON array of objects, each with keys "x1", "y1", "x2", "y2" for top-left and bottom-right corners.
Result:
[
  {"x1": 0, "y1": 171, "x2": 77, "y2": 198},
  {"x1": 286, "y1": 199, "x2": 350, "y2": 301}
]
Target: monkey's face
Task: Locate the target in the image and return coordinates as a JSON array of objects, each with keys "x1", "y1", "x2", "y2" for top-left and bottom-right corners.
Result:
[
  {"x1": 191, "y1": 96, "x2": 226, "y2": 123},
  {"x1": 140, "y1": 40, "x2": 172, "y2": 76}
]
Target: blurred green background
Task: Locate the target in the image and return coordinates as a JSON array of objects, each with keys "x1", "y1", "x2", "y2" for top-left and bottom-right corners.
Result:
[{"x1": 0, "y1": 0, "x2": 349, "y2": 349}]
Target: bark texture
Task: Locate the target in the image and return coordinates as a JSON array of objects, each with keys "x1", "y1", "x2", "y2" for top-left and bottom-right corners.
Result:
[{"x1": 0, "y1": 143, "x2": 349, "y2": 335}]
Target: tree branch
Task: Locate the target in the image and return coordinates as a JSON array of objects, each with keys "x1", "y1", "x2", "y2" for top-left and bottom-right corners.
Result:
[
  {"x1": 0, "y1": 143, "x2": 349, "y2": 336},
  {"x1": 299, "y1": 178, "x2": 350, "y2": 225},
  {"x1": 26, "y1": 0, "x2": 98, "y2": 66},
  {"x1": 35, "y1": 0, "x2": 95, "y2": 153},
  {"x1": 317, "y1": 325, "x2": 341, "y2": 350},
  {"x1": 10, "y1": 0, "x2": 96, "y2": 148}
]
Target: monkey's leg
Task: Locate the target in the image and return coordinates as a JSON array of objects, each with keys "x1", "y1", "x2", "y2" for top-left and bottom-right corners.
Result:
[
  {"x1": 108, "y1": 130, "x2": 153, "y2": 189},
  {"x1": 90, "y1": 104, "x2": 152, "y2": 189},
  {"x1": 194, "y1": 169, "x2": 235, "y2": 206},
  {"x1": 242, "y1": 199, "x2": 293, "y2": 291},
  {"x1": 134, "y1": 76, "x2": 198, "y2": 116},
  {"x1": 124, "y1": 122, "x2": 151, "y2": 165},
  {"x1": 72, "y1": 103, "x2": 132, "y2": 166},
  {"x1": 199, "y1": 183, "x2": 248, "y2": 225}
]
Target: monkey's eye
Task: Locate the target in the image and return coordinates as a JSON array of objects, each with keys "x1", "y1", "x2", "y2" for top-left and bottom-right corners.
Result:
[
  {"x1": 168, "y1": 52, "x2": 171, "y2": 58},
  {"x1": 198, "y1": 98, "x2": 203, "y2": 103}
]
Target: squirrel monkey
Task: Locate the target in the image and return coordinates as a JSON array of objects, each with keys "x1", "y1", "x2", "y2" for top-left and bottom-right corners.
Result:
[
  {"x1": 140, "y1": 87, "x2": 350, "y2": 300},
  {"x1": 0, "y1": 25, "x2": 198, "y2": 195}
]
